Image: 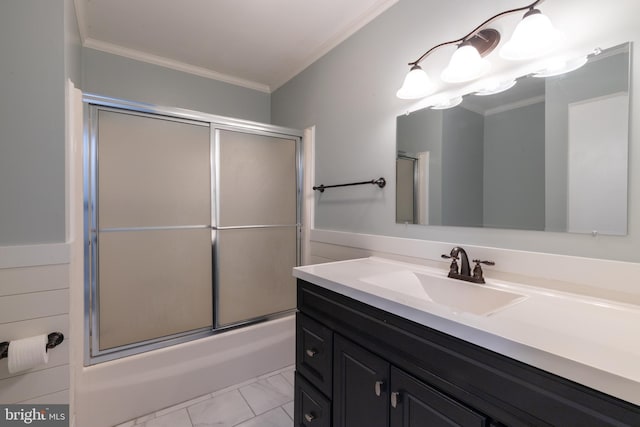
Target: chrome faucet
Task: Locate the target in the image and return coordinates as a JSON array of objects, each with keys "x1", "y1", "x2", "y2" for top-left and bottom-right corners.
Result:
[{"x1": 441, "y1": 246, "x2": 494, "y2": 284}]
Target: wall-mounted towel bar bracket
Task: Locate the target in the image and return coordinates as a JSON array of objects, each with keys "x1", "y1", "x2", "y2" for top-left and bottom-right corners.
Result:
[
  {"x1": 0, "y1": 332, "x2": 64, "y2": 360},
  {"x1": 313, "y1": 177, "x2": 386, "y2": 192}
]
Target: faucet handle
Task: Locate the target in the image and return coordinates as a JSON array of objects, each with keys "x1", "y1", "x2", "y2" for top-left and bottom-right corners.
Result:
[
  {"x1": 472, "y1": 259, "x2": 495, "y2": 266},
  {"x1": 471, "y1": 259, "x2": 494, "y2": 283},
  {"x1": 441, "y1": 254, "x2": 459, "y2": 274}
]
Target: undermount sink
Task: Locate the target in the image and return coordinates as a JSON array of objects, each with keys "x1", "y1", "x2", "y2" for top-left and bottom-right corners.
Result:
[{"x1": 360, "y1": 269, "x2": 527, "y2": 316}]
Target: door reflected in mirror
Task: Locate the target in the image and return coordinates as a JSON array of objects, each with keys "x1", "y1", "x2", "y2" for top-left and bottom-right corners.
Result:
[{"x1": 396, "y1": 42, "x2": 630, "y2": 235}]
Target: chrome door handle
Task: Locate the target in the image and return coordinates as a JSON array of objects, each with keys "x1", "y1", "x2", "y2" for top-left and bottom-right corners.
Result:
[
  {"x1": 305, "y1": 348, "x2": 318, "y2": 357},
  {"x1": 374, "y1": 380, "x2": 384, "y2": 397},
  {"x1": 304, "y1": 412, "x2": 315, "y2": 422},
  {"x1": 391, "y1": 391, "x2": 400, "y2": 408}
]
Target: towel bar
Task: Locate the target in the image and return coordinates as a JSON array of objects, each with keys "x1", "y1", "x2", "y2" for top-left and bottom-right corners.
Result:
[{"x1": 313, "y1": 177, "x2": 386, "y2": 192}]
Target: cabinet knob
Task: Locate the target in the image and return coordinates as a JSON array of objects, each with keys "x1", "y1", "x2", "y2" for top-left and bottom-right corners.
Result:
[
  {"x1": 391, "y1": 391, "x2": 400, "y2": 408},
  {"x1": 305, "y1": 348, "x2": 318, "y2": 357},
  {"x1": 374, "y1": 380, "x2": 384, "y2": 397},
  {"x1": 304, "y1": 412, "x2": 316, "y2": 422}
]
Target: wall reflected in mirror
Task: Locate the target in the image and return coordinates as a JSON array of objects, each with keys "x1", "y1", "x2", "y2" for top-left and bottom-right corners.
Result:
[{"x1": 396, "y1": 42, "x2": 630, "y2": 235}]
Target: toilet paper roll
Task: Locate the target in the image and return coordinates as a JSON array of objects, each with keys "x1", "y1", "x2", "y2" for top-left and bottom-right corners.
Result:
[{"x1": 8, "y1": 334, "x2": 49, "y2": 374}]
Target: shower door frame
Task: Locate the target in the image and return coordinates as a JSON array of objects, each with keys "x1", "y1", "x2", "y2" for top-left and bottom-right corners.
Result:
[{"x1": 83, "y1": 94, "x2": 303, "y2": 365}]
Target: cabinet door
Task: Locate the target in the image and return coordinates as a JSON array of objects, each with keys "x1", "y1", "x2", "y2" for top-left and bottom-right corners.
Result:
[
  {"x1": 390, "y1": 366, "x2": 488, "y2": 427},
  {"x1": 333, "y1": 334, "x2": 389, "y2": 427}
]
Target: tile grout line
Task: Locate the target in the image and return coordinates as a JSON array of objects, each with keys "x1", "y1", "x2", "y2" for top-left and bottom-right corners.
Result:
[
  {"x1": 185, "y1": 406, "x2": 195, "y2": 427},
  {"x1": 236, "y1": 384, "x2": 258, "y2": 420}
]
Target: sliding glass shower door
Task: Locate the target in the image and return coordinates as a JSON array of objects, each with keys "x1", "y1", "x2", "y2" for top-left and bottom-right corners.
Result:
[
  {"x1": 215, "y1": 130, "x2": 299, "y2": 327},
  {"x1": 93, "y1": 109, "x2": 213, "y2": 352},
  {"x1": 85, "y1": 99, "x2": 302, "y2": 364}
]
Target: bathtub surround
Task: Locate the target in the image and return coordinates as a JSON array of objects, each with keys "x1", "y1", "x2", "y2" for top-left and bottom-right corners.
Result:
[
  {"x1": 73, "y1": 316, "x2": 294, "y2": 427},
  {"x1": 72, "y1": 99, "x2": 298, "y2": 426}
]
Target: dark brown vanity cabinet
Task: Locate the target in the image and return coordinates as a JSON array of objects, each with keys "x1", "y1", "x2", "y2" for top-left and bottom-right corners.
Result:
[
  {"x1": 389, "y1": 366, "x2": 488, "y2": 427},
  {"x1": 295, "y1": 279, "x2": 640, "y2": 427},
  {"x1": 332, "y1": 334, "x2": 487, "y2": 427},
  {"x1": 333, "y1": 334, "x2": 389, "y2": 427}
]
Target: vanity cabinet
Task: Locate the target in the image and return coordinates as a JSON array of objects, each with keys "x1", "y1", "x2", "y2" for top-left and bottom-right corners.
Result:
[
  {"x1": 333, "y1": 334, "x2": 487, "y2": 427},
  {"x1": 333, "y1": 334, "x2": 389, "y2": 427},
  {"x1": 294, "y1": 279, "x2": 640, "y2": 427}
]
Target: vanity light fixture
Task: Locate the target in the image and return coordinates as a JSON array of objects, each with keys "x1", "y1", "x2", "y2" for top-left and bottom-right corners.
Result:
[
  {"x1": 473, "y1": 78, "x2": 518, "y2": 96},
  {"x1": 396, "y1": 64, "x2": 435, "y2": 99},
  {"x1": 396, "y1": 0, "x2": 563, "y2": 100},
  {"x1": 440, "y1": 38, "x2": 493, "y2": 83},
  {"x1": 532, "y1": 55, "x2": 589, "y2": 77},
  {"x1": 430, "y1": 95, "x2": 464, "y2": 110},
  {"x1": 499, "y1": 7, "x2": 564, "y2": 60}
]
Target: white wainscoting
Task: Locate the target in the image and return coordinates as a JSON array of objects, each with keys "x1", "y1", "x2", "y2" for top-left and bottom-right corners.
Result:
[{"x1": 0, "y1": 244, "x2": 71, "y2": 404}]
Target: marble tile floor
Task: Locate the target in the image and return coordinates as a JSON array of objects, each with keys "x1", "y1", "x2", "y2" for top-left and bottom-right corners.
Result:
[{"x1": 114, "y1": 365, "x2": 295, "y2": 427}]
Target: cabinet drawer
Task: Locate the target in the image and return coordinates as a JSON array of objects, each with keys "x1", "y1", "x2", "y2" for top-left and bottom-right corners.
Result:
[
  {"x1": 296, "y1": 313, "x2": 333, "y2": 397},
  {"x1": 295, "y1": 372, "x2": 331, "y2": 427}
]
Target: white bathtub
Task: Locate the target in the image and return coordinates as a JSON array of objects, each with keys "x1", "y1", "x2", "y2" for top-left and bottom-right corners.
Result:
[{"x1": 72, "y1": 316, "x2": 295, "y2": 427}]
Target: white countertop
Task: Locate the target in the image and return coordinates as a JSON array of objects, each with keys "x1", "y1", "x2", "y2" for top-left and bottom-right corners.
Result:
[{"x1": 293, "y1": 257, "x2": 640, "y2": 406}]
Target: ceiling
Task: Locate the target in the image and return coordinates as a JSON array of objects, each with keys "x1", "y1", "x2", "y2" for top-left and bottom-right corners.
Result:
[{"x1": 75, "y1": 0, "x2": 399, "y2": 93}]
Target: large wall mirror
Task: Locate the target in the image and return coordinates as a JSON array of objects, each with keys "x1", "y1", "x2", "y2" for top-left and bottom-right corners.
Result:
[{"x1": 396, "y1": 42, "x2": 630, "y2": 235}]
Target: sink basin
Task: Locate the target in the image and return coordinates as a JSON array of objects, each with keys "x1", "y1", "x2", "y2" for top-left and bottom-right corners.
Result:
[{"x1": 360, "y1": 270, "x2": 526, "y2": 316}]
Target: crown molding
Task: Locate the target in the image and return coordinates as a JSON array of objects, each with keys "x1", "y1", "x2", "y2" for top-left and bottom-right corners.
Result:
[
  {"x1": 83, "y1": 38, "x2": 271, "y2": 94},
  {"x1": 75, "y1": 0, "x2": 399, "y2": 93}
]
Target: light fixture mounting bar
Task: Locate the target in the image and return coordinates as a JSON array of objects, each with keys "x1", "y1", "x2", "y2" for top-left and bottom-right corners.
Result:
[
  {"x1": 466, "y1": 29, "x2": 501, "y2": 57},
  {"x1": 408, "y1": 0, "x2": 543, "y2": 66}
]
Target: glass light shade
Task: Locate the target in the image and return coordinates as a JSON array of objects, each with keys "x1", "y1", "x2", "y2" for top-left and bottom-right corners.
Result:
[
  {"x1": 500, "y1": 10, "x2": 564, "y2": 60},
  {"x1": 533, "y1": 55, "x2": 588, "y2": 77},
  {"x1": 441, "y1": 45, "x2": 490, "y2": 83},
  {"x1": 396, "y1": 65, "x2": 435, "y2": 99},
  {"x1": 430, "y1": 96, "x2": 463, "y2": 110},
  {"x1": 473, "y1": 78, "x2": 517, "y2": 96}
]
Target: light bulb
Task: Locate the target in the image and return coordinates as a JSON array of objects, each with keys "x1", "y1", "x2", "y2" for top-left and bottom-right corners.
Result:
[{"x1": 396, "y1": 65, "x2": 435, "y2": 99}]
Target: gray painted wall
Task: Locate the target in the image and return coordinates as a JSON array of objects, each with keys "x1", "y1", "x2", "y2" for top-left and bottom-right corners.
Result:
[
  {"x1": 82, "y1": 48, "x2": 271, "y2": 123},
  {"x1": 65, "y1": 0, "x2": 82, "y2": 88},
  {"x1": 0, "y1": 0, "x2": 77, "y2": 245},
  {"x1": 271, "y1": 0, "x2": 640, "y2": 262},
  {"x1": 484, "y1": 102, "x2": 545, "y2": 231}
]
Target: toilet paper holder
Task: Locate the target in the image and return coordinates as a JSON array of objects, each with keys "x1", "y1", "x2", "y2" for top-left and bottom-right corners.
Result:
[{"x1": 0, "y1": 332, "x2": 64, "y2": 360}]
